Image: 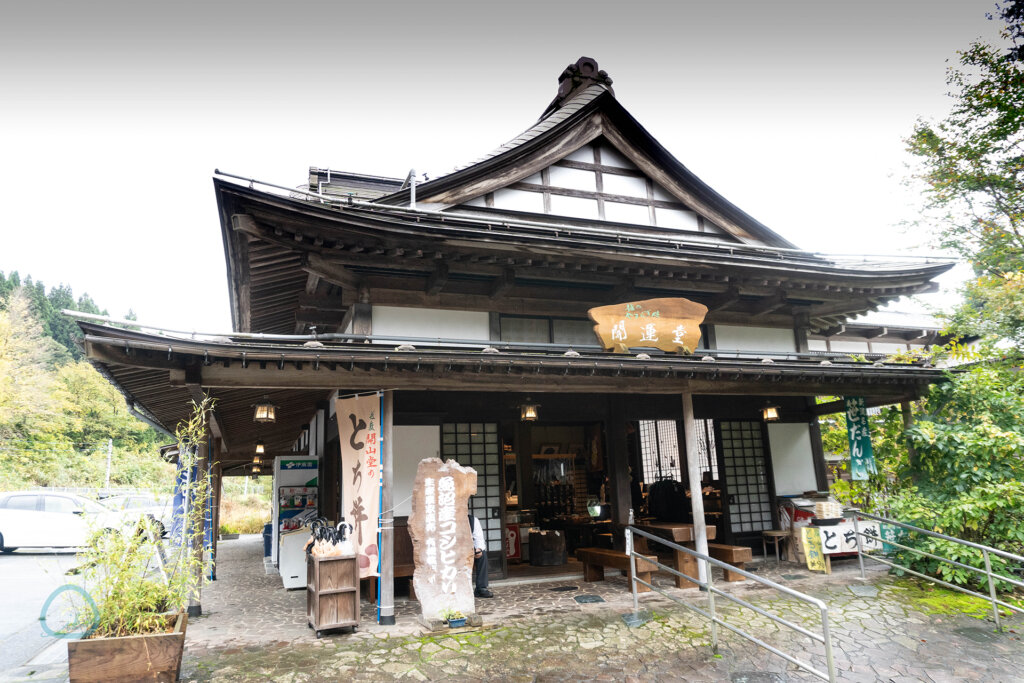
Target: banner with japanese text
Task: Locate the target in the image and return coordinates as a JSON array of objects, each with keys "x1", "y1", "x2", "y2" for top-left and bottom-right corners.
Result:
[
  {"x1": 337, "y1": 393, "x2": 382, "y2": 578},
  {"x1": 844, "y1": 397, "x2": 877, "y2": 481}
]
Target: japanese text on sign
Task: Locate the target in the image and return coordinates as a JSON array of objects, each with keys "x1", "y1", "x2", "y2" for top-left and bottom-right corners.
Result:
[
  {"x1": 845, "y1": 397, "x2": 877, "y2": 481},
  {"x1": 337, "y1": 393, "x2": 384, "y2": 579},
  {"x1": 817, "y1": 521, "x2": 882, "y2": 555},
  {"x1": 589, "y1": 297, "x2": 707, "y2": 354},
  {"x1": 437, "y1": 476, "x2": 458, "y2": 594}
]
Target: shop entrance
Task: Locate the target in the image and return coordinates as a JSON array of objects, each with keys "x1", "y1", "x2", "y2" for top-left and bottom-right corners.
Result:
[{"x1": 500, "y1": 421, "x2": 607, "y2": 579}]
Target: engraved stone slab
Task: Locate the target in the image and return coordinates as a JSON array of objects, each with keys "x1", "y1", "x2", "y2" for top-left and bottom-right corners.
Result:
[{"x1": 408, "y1": 458, "x2": 478, "y2": 622}]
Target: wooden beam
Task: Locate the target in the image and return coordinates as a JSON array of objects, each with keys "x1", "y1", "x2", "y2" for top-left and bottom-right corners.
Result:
[
  {"x1": 296, "y1": 293, "x2": 347, "y2": 312},
  {"x1": 180, "y1": 362, "x2": 923, "y2": 399},
  {"x1": 184, "y1": 382, "x2": 231, "y2": 452},
  {"x1": 229, "y1": 216, "x2": 255, "y2": 332},
  {"x1": 425, "y1": 263, "x2": 449, "y2": 295},
  {"x1": 490, "y1": 267, "x2": 515, "y2": 299},
  {"x1": 702, "y1": 286, "x2": 740, "y2": 313},
  {"x1": 808, "y1": 300, "x2": 871, "y2": 318},
  {"x1": 294, "y1": 310, "x2": 347, "y2": 328},
  {"x1": 303, "y1": 253, "x2": 363, "y2": 290},
  {"x1": 750, "y1": 290, "x2": 788, "y2": 318},
  {"x1": 350, "y1": 302, "x2": 372, "y2": 336},
  {"x1": 608, "y1": 276, "x2": 635, "y2": 303}
]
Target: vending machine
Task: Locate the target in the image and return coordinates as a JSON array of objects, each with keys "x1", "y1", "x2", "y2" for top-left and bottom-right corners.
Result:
[
  {"x1": 271, "y1": 456, "x2": 318, "y2": 565},
  {"x1": 277, "y1": 485, "x2": 318, "y2": 589}
]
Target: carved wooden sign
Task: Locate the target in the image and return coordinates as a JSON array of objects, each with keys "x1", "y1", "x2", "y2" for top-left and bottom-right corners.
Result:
[
  {"x1": 408, "y1": 458, "x2": 478, "y2": 621},
  {"x1": 589, "y1": 297, "x2": 708, "y2": 354}
]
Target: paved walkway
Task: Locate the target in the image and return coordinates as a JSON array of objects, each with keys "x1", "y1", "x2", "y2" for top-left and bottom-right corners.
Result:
[{"x1": 180, "y1": 535, "x2": 1024, "y2": 682}]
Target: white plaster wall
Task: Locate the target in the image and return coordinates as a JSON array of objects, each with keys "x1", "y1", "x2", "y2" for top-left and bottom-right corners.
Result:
[
  {"x1": 871, "y1": 342, "x2": 911, "y2": 354},
  {"x1": 768, "y1": 423, "x2": 819, "y2": 495},
  {"x1": 393, "y1": 426, "x2": 440, "y2": 517},
  {"x1": 714, "y1": 325, "x2": 796, "y2": 353},
  {"x1": 829, "y1": 340, "x2": 871, "y2": 353},
  {"x1": 372, "y1": 306, "x2": 490, "y2": 343},
  {"x1": 807, "y1": 339, "x2": 828, "y2": 352}
]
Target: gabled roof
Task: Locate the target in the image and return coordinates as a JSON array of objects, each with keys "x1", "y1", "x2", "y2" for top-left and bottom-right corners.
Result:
[{"x1": 375, "y1": 57, "x2": 798, "y2": 249}]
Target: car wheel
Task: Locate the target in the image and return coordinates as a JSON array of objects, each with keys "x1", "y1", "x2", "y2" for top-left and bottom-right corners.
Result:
[{"x1": 0, "y1": 533, "x2": 15, "y2": 553}]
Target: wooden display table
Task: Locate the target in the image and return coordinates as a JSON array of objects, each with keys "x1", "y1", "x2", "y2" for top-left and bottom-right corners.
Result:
[{"x1": 307, "y1": 554, "x2": 359, "y2": 638}]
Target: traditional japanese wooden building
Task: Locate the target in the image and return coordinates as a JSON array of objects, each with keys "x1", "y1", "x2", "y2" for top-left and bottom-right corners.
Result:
[{"x1": 78, "y1": 57, "x2": 952, "y2": 603}]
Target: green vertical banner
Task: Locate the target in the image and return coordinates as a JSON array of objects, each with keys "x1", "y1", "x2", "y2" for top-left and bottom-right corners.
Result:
[{"x1": 845, "y1": 397, "x2": 877, "y2": 480}]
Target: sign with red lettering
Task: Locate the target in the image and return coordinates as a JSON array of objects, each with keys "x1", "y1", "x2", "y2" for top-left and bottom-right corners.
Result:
[{"x1": 504, "y1": 523, "x2": 521, "y2": 560}]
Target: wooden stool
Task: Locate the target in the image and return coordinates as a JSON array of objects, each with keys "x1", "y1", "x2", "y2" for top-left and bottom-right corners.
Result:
[{"x1": 762, "y1": 530, "x2": 788, "y2": 564}]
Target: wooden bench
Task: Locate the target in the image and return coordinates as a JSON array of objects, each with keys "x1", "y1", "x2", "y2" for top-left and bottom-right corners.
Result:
[
  {"x1": 576, "y1": 547, "x2": 659, "y2": 592},
  {"x1": 707, "y1": 543, "x2": 753, "y2": 581}
]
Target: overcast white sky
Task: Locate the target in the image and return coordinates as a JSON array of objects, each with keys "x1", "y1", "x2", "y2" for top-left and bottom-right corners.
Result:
[{"x1": 0, "y1": 1, "x2": 1004, "y2": 332}]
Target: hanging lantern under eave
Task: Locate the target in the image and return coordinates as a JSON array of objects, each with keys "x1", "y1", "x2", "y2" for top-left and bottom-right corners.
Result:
[
  {"x1": 255, "y1": 439, "x2": 265, "y2": 455},
  {"x1": 253, "y1": 453, "x2": 262, "y2": 466},
  {"x1": 761, "y1": 403, "x2": 781, "y2": 422},
  {"x1": 253, "y1": 400, "x2": 277, "y2": 424},
  {"x1": 519, "y1": 397, "x2": 540, "y2": 422}
]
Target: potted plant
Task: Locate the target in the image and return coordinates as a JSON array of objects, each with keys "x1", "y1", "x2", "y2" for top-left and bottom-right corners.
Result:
[
  {"x1": 440, "y1": 607, "x2": 467, "y2": 628},
  {"x1": 66, "y1": 397, "x2": 215, "y2": 682}
]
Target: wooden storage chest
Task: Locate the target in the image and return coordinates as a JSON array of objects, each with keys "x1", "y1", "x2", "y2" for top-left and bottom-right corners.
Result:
[{"x1": 307, "y1": 554, "x2": 359, "y2": 637}]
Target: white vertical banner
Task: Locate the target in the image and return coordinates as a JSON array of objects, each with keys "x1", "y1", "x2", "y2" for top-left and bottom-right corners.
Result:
[{"x1": 337, "y1": 393, "x2": 382, "y2": 578}]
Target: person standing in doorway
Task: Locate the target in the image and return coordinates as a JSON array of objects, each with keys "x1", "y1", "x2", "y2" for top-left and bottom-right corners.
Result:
[{"x1": 469, "y1": 514, "x2": 493, "y2": 598}]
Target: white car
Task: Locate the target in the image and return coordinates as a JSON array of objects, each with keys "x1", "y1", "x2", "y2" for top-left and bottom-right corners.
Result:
[
  {"x1": 0, "y1": 491, "x2": 126, "y2": 552},
  {"x1": 101, "y1": 493, "x2": 173, "y2": 537}
]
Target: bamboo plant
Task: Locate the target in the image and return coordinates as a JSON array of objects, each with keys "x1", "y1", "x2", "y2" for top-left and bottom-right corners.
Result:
[{"x1": 72, "y1": 396, "x2": 216, "y2": 637}]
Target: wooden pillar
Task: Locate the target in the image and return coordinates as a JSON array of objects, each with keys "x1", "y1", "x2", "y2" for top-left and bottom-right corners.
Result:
[
  {"x1": 805, "y1": 398, "x2": 830, "y2": 491},
  {"x1": 793, "y1": 312, "x2": 810, "y2": 353},
  {"x1": 605, "y1": 396, "x2": 632, "y2": 548},
  {"x1": 681, "y1": 388, "x2": 709, "y2": 582},
  {"x1": 379, "y1": 390, "x2": 395, "y2": 625},
  {"x1": 352, "y1": 302, "x2": 372, "y2": 337},
  {"x1": 515, "y1": 422, "x2": 535, "y2": 510}
]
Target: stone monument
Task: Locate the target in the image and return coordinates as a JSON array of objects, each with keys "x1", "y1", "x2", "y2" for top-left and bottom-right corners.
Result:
[{"x1": 408, "y1": 458, "x2": 478, "y2": 624}]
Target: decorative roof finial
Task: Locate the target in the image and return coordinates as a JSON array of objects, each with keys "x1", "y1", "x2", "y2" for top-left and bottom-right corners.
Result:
[{"x1": 541, "y1": 56, "x2": 614, "y2": 118}]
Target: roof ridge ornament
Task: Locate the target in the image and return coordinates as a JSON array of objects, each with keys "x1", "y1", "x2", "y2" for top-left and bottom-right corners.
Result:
[{"x1": 540, "y1": 56, "x2": 614, "y2": 119}]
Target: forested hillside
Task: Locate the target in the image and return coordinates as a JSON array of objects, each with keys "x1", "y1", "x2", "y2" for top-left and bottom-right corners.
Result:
[{"x1": 0, "y1": 272, "x2": 174, "y2": 491}]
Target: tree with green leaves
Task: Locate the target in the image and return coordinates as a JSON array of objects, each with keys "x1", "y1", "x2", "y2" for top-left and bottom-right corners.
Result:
[
  {"x1": 826, "y1": 7, "x2": 1024, "y2": 589},
  {"x1": 906, "y1": 8, "x2": 1024, "y2": 351}
]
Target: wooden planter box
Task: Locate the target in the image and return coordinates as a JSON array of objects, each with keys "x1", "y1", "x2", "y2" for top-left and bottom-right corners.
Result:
[
  {"x1": 307, "y1": 554, "x2": 359, "y2": 637},
  {"x1": 68, "y1": 612, "x2": 187, "y2": 683}
]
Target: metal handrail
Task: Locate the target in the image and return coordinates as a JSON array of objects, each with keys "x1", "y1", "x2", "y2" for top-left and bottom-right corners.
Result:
[
  {"x1": 626, "y1": 526, "x2": 837, "y2": 682},
  {"x1": 850, "y1": 510, "x2": 1024, "y2": 632}
]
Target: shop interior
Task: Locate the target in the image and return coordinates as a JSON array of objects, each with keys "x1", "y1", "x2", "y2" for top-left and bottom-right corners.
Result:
[{"x1": 500, "y1": 417, "x2": 728, "y2": 580}]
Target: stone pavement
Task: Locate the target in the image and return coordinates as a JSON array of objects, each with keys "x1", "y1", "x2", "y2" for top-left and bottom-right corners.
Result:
[{"x1": 179, "y1": 535, "x2": 1024, "y2": 682}]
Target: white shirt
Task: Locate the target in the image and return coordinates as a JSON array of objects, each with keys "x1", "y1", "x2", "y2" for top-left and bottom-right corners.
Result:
[{"x1": 470, "y1": 516, "x2": 485, "y2": 552}]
